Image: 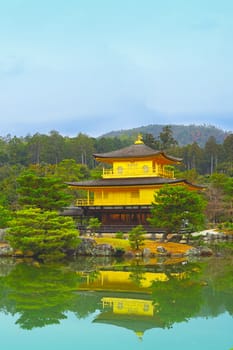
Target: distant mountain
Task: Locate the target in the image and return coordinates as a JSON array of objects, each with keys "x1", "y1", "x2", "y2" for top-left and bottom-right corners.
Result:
[{"x1": 101, "y1": 124, "x2": 231, "y2": 147}]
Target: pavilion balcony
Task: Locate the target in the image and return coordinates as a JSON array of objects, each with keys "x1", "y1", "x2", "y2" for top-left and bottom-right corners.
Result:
[
  {"x1": 76, "y1": 198, "x2": 152, "y2": 207},
  {"x1": 102, "y1": 167, "x2": 174, "y2": 179}
]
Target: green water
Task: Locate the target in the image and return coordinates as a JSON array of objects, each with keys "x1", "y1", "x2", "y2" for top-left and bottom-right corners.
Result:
[{"x1": 0, "y1": 256, "x2": 232, "y2": 350}]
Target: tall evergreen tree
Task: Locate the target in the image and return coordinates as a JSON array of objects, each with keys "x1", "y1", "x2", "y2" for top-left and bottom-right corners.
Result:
[
  {"x1": 204, "y1": 136, "x2": 219, "y2": 175},
  {"x1": 149, "y1": 186, "x2": 206, "y2": 240},
  {"x1": 17, "y1": 171, "x2": 73, "y2": 211},
  {"x1": 159, "y1": 125, "x2": 178, "y2": 150}
]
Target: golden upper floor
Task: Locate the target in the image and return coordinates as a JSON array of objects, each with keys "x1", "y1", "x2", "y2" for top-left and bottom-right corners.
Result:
[
  {"x1": 93, "y1": 138, "x2": 181, "y2": 179},
  {"x1": 102, "y1": 160, "x2": 174, "y2": 178}
]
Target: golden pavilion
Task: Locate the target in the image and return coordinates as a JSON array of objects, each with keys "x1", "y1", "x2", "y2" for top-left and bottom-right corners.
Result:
[{"x1": 66, "y1": 135, "x2": 202, "y2": 231}]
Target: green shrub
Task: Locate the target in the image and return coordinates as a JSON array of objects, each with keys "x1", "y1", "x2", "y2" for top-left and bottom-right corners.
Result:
[
  {"x1": 6, "y1": 208, "x2": 80, "y2": 262},
  {"x1": 115, "y1": 231, "x2": 124, "y2": 239},
  {"x1": 114, "y1": 247, "x2": 125, "y2": 257}
]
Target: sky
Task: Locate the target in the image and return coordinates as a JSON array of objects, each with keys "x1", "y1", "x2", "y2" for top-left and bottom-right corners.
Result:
[{"x1": 0, "y1": 0, "x2": 233, "y2": 137}]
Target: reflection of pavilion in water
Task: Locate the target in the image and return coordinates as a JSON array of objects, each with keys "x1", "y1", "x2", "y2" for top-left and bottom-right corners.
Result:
[
  {"x1": 77, "y1": 270, "x2": 184, "y2": 292},
  {"x1": 77, "y1": 269, "x2": 185, "y2": 338},
  {"x1": 94, "y1": 296, "x2": 161, "y2": 340},
  {"x1": 102, "y1": 297, "x2": 154, "y2": 316}
]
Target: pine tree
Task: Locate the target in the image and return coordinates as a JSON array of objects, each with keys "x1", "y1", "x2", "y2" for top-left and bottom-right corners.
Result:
[
  {"x1": 6, "y1": 208, "x2": 80, "y2": 261},
  {"x1": 149, "y1": 186, "x2": 206, "y2": 241},
  {"x1": 128, "y1": 225, "x2": 146, "y2": 250}
]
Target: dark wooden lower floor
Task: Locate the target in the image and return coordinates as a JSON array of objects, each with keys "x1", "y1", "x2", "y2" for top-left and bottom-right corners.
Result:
[{"x1": 62, "y1": 205, "x2": 152, "y2": 225}]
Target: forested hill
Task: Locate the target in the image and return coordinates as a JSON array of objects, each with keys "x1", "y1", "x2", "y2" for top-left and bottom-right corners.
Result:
[{"x1": 101, "y1": 124, "x2": 230, "y2": 147}]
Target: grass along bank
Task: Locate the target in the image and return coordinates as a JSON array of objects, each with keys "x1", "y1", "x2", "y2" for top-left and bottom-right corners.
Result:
[{"x1": 95, "y1": 237, "x2": 192, "y2": 256}]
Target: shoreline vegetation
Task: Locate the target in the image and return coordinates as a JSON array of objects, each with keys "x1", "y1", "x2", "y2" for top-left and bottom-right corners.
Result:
[{"x1": 0, "y1": 228, "x2": 232, "y2": 262}]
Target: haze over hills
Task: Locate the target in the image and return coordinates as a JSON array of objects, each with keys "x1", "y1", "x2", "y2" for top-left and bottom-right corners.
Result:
[
  {"x1": 101, "y1": 124, "x2": 231, "y2": 147},
  {"x1": 1, "y1": 119, "x2": 231, "y2": 149}
]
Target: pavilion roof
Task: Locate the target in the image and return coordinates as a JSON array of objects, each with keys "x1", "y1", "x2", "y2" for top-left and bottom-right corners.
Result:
[
  {"x1": 93, "y1": 143, "x2": 182, "y2": 163},
  {"x1": 66, "y1": 177, "x2": 204, "y2": 189}
]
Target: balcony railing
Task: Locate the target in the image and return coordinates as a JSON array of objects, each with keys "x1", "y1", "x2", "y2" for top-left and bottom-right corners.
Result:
[
  {"x1": 102, "y1": 167, "x2": 174, "y2": 179},
  {"x1": 76, "y1": 199, "x2": 94, "y2": 206},
  {"x1": 76, "y1": 197, "x2": 152, "y2": 207}
]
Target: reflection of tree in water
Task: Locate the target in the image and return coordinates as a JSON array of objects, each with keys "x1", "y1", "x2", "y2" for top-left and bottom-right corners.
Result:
[
  {"x1": 0, "y1": 262, "x2": 105, "y2": 330},
  {"x1": 128, "y1": 261, "x2": 146, "y2": 287},
  {"x1": 202, "y1": 256, "x2": 233, "y2": 317},
  {"x1": 73, "y1": 292, "x2": 101, "y2": 319},
  {"x1": 88, "y1": 270, "x2": 100, "y2": 283},
  {"x1": 69, "y1": 256, "x2": 115, "y2": 272},
  {"x1": 0, "y1": 258, "x2": 16, "y2": 277},
  {"x1": 150, "y1": 258, "x2": 233, "y2": 328},
  {"x1": 0, "y1": 263, "x2": 80, "y2": 330},
  {"x1": 151, "y1": 266, "x2": 203, "y2": 328}
]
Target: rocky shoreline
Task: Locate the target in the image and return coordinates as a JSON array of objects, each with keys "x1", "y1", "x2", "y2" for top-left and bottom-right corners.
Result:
[
  {"x1": 0, "y1": 237, "x2": 217, "y2": 259},
  {"x1": 0, "y1": 228, "x2": 232, "y2": 260}
]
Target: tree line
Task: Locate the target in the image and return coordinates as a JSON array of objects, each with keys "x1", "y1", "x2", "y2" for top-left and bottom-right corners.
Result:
[
  {"x1": 0, "y1": 131, "x2": 130, "y2": 168},
  {"x1": 0, "y1": 127, "x2": 232, "y2": 175}
]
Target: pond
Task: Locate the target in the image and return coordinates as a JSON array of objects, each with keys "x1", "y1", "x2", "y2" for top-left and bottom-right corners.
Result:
[{"x1": 0, "y1": 255, "x2": 232, "y2": 350}]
